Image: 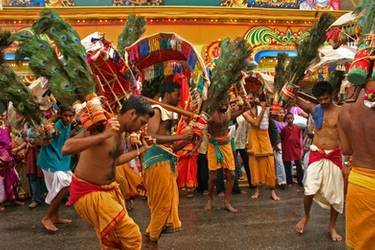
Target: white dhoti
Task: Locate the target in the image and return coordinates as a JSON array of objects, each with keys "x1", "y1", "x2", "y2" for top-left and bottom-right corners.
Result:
[
  {"x1": 42, "y1": 169, "x2": 73, "y2": 204},
  {"x1": 304, "y1": 146, "x2": 344, "y2": 214}
]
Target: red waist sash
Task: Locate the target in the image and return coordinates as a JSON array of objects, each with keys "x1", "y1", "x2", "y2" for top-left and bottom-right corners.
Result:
[
  {"x1": 308, "y1": 147, "x2": 342, "y2": 169},
  {"x1": 67, "y1": 176, "x2": 104, "y2": 206}
]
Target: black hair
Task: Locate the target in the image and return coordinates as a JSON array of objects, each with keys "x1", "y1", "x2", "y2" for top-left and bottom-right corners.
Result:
[
  {"x1": 284, "y1": 112, "x2": 294, "y2": 122},
  {"x1": 59, "y1": 104, "x2": 74, "y2": 114},
  {"x1": 312, "y1": 81, "x2": 333, "y2": 98},
  {"x1": 159, "y1": 81, "x2": 180, "y2": 98},
  {"x1": 120, "y1": 96, "x2": 154, "y2": 117}
]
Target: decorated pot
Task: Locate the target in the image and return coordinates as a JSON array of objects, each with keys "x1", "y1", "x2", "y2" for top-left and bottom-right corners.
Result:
[
  {"x1": 348, "y1": 48, "x2": 372, "y2": 86},
  {"x1": 76, "y1": 93, "x2": 108, "y2": 132}
]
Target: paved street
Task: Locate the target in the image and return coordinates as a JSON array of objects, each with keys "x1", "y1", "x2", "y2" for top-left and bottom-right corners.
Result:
[{"x1": 0, "y1": 186, "x2": 345, "y2": 250}]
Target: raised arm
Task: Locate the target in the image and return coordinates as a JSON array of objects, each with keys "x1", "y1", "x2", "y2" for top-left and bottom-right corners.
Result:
[
  {"x1": 243, "y1": 106, "x2": 266, "y2": 128},
  {"x1": 296, "y1": 97, "x2": 315, "y2": 114},
  {"x1": 230, "y1": 105, "x2": 248, "y2": 120},
  {"x1": 147, "y1": 108, "x2": 191, "y2": 144},
  {"x1": 62, "y1": 117, "x2": 119, "y2": 155}
]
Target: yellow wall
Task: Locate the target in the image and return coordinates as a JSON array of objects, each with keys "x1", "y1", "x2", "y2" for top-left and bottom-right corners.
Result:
[{"x1": 0, "y1": 6, "x2": 347, "y2": 55}]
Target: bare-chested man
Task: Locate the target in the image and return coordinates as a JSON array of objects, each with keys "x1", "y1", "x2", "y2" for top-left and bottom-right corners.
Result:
[
  {"x1": 295, "y1": 81, "x2": 346, "y2": 241},
  {"x1": 338, "y1": 80, "x2": 375, "y2": 249},
  {"x1": 143, "y1": 81, "x2": 193, "y2": 243},
  {"x1": 62, "y1": 96, "x2": 154, "y2": 250},
  {"x1": 204, "y1": 100, "x2": 247, "y2": 213}
]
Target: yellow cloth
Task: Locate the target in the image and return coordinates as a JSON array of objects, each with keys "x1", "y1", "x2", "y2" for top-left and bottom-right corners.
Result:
[
  {"x1": 346, "y1": 166, "x2": 375, "y2": 250},
  {"x1": 143, "y1": 161, "x2": 181, "y2": 241},
  {"x1": 116, "y1": 163, "x2": 142, "y2": 200},
  {"x1": 248, "y1": 128, "x2": 276, "y2": 187},
  {"x1": 73, "y1": 179, "x2": 141, "y2": 250},
  {"x1": 207, "y1": 137, "x2": 235, "y2": 171}
]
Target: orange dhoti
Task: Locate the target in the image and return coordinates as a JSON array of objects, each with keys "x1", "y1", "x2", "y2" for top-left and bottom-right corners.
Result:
[
  {"x1": 248, "y1": 128, "x2": 276, "y2": 188},
  {"x1": 142, "y1": 146, "x2": 181, "y2": 241},
  {"x1": 68, "y1": 176, "x2": 141, "y2": 250},
  {"x1": 116, "y1": 163, "x2": 143, "y2": 200},
  {"x1": 346, "y1": 166, "x2": 375, "y2": 250},
  {"x1": 207, "y1": 135, "x2": 235, "y2": 171}
]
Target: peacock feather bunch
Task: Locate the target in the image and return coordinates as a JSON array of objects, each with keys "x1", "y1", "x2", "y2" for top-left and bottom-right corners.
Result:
[
  {"x1": 117, "y1": 15, "x2": 146, "y2": 56},
  {"x1": 274, "y1": 13, "x2": 335, "y2": 103},
  {"x1": 0, "y1": 31, "x2": 42, "y2": 125},
  {"x1": 329, "y1": 70, "x2": 345, "y2": 92},
  {"x1": 353, "y1": 0, "x2": 375, "y2": 41},
  {"x1": 13, "y1": 30, "x2": 77, "y2": 105},
  {"x1": 274, "y1": 53, "x2": 288, "y2": 93},
  {"x1": 201, "y1": 37, "x2": 252, "y2": 116},
  {"x1": 284, "y1": 13, "x2": 336, "y2": 86},
  {"x1": 30, "y1": 9, "x2": 95, "y2": 103}
]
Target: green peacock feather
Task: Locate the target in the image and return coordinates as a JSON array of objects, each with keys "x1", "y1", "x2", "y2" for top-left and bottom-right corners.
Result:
[
  {"x1": 274, "y1": 53, "x2": 288, "y2": 93},
  {"x1": 201, "y1": 37, "x2": 252, "y2": 116},
  {"x1": 32, "y1": 8, "x2": 95, "y2": 101},
  {"x1": 0, "y1": 31, "x2": 42, "y2": 125},
  {"x1": 275, "y1": 13, "x2": 335, "y2": 97},
  {"x1": 353, "y1": 0, "x2": 375, "y2": 37},
  {"x1": 117, "y1": 15, "x2": 146, "y2": 56},
  {"x1": 13, "y1": 30, "x2": 77, "y2": 105},
  {"x1": 329, "y1": 70, "x2": 345, "y2": 92}
]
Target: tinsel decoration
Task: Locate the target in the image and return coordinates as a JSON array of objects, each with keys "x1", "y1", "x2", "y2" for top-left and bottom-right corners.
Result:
[
  {"x1": 276, "y1": 13, "x2": 336, "y2": 104},
  {"x1": 0, "y1": 31, "x2": 42, "y2": 125},
  {"x1": 201, "y1": 37, "x2": 252, "y2": 116},
  {"x1": 117, "y1": 15, "x2": 146, "y2": 56}
]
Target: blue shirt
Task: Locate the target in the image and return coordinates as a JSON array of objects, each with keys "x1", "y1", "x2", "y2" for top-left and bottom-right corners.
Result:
[{"x1": 37, "y1": 119, "x2": 72, "y2": 172}]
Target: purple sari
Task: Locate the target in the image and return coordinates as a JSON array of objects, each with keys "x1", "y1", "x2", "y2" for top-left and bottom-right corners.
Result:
[{"x1": 0, "y1": 126, "x2": 19, "y2": 202}]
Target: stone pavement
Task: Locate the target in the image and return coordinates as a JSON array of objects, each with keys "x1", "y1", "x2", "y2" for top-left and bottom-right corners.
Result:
[{"x1": 0, "y1": 186, "x2": 345, "y2": 250}]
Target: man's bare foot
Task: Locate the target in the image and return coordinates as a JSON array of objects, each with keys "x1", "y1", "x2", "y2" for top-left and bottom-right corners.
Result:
[
  {"x1": 186, "y1": 193, "x2": 194, "y2": 198},
  {"x1": 41, "y1": 217, "x2": 59, "y2": 232},
  {"x1": 0, "y1": 205, "x2": 5, "y2": 212},
  {"x1": 204, "y1": 199, "x2": 213, "y2": 211},
  {"x1": 217, "y1": 192, "x2": 224, "y2": 197},
  {"x1": 251, "y1": 192, "x2": 260, "y2": 199},
  {"x1": 271, "y1": 191, "x2": 281, "y2": 201},
  {"x1": 329, "y1": 228, "x2": 342, "y2": 241},
  {"x1": 28, "y1": 201, "x2": 39, "y2": 209},
  {"x1": 126, "y1": 200, "x2": 134, "y2": 211},
  {"x1": 53, "y1": 218, "x2": 72, "y2": 224},
  {"x1": 14, "y1": 200, "x2": 24, "y2": 206},
  {"x1": 224, "y1": 203, "x2": 238, "y2": 213},
  {"x1": 295, "y1": 216, "x2": 309, "y2": 234},
  {"x1": 143, "y1": 235, "x2": 159, "y2": 250}
]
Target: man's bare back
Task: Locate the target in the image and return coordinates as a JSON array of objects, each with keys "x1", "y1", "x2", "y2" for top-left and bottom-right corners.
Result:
[
  {"x1": 74, "y1": 132, "x2": 123, "y2": 185},
  {"x1": 313, "y1": 105, "x2": 341, "y2": 150},
  {"x1": 339, "y1": 92, "x2": 375, "y2": 169}
]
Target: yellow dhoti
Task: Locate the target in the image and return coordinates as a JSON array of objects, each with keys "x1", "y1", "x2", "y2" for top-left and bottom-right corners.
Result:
[
  {"x1": 248, "y1": 128, "x2": 276, "y2": 188},
  {"x1": 116, "y1": 163, "x2": 142, "y2": 200},
  {"x1": 143, "y1": 161, "x2": 181, "y2": 241},
  {"x1": 69, "y1": 177, "x2": 141, "y2": 250},
  {"x1": 346, "y1": 166, "x2": 375, "y2": 250},
  {"x1": 207, "y1": 135, "x2": 235, "y2": 171}
]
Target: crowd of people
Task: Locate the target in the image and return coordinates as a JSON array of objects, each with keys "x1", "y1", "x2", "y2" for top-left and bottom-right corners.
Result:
[{"x1": 0, "y1": 79, "x2": 373, "y2": 249}]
